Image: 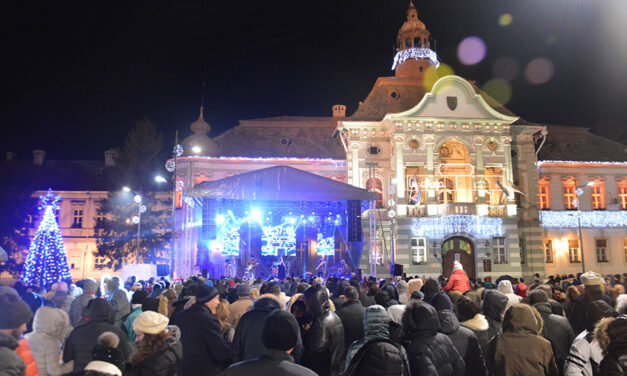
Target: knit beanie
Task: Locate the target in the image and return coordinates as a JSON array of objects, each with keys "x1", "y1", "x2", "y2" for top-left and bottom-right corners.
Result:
[
  {"x1": 196, "y1": 284, "x2": 219, "y2": 304},
  {"x1": 262, "y1": 309, "x2": 299, "y2": 351},
  {"x1": 528, "y1": 289, "x2": 549, "y2": 305},
  {"x1": 133, "y1": 311, "x2": 169, "y2": 335},
  {"x1": 131, "y1": 290, "x2": 149, "y2": 305},
  {"x1": 0, "y1": 293, "x2": 33, "y2": 329},
  {"x1": 91, "y1": 331, "x2": 125, "y2": 374},
  {"x1": 453, "y1": 261, "x2": 463, "y2": 272}
]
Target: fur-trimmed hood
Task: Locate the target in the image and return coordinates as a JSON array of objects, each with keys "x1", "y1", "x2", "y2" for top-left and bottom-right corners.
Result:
[
  {"x1": 460, "y1": 313, "x2": 489, "y2": 332},
  {"x1": 252, "y1": 293, "x2": 283, "y2": 312}
]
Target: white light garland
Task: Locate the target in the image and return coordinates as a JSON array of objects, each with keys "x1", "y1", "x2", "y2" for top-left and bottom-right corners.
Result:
[
  {"x1": 411, "y1": 215, "x2": 503, "y2": 238},
  {"x1": 540, "y1": 210, "x2": 627, "y2": 228},
  {"x1": 537, "y1": 160, "x2": 627, "y2": 166},
  {"x1": 392, "y1": 47, "x2": 440, "y2": 70}
]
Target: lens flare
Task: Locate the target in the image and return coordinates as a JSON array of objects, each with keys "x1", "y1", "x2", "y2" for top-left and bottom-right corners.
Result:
[
  {"x1": 492, "y1": 57, "x2": 520, "y2": 81},
  {"x1": 457, "y1": 36, "x2": 487, "y2": 65},
  {"x1": 498, "y1": 14, "x2": 513, "y2": 27},
  {"x1": 424, "y1": 63, "x2": 455, "y2": 91},
  {"x1": 482, "y1": 79, "x2": 512, "y2": 105},
  {"x1": 524, "y1": 58, "x2": 554, "y2": 84}
]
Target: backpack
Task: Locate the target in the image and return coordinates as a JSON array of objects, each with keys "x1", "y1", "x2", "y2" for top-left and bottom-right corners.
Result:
[{"x1": 345, "y1": 338, "x2": 411, "y2": 376}]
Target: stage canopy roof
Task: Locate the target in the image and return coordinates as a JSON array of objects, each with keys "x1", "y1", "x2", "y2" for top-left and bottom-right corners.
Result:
[{"x1": 195, "y1": 165, "x2": 369, "y2": 202}]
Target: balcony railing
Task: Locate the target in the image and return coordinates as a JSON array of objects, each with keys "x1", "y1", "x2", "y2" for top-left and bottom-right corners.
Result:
[{"x1": 405, "y1": 203, "x2": 507, "y2": 218}]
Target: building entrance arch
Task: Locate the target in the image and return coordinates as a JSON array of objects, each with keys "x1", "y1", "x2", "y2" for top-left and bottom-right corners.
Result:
[{"x1": 441, "y1": 236, "x2": 475, "y2": 279}]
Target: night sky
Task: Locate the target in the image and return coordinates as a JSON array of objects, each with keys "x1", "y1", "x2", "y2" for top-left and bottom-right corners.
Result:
[{"x1": 4, "y1": 0, "x2": 627, "y2": 160}]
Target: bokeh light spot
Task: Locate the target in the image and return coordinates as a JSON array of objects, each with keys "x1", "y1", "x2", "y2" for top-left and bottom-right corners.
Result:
[
  {"x1": 457, "y1": 36, "x2": 487, "y2": 65},
  {"x1": 424, "y1": 63, "x2": 455, "y2": 91},
  {"x1": 524, "y1": 58, "x2": 554, "y2": 84},
  {"x1": 498, "y1": 14, "x2": 513, "y2": 27},
  {"x1": 492, "y1": 57, "x2": 520, "y2": 82},
  {"x1": 482, "y1": 79, "x2": 512, "y2": 105}
]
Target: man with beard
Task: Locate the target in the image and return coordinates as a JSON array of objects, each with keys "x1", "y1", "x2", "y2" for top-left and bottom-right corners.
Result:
[{"x1": 0, "y1": 292, "x2": 34, "y2": 376}]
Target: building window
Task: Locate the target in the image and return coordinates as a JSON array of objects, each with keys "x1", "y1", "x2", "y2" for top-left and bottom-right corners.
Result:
[
  {"x1": 538, "y1": 179, "x2": 551, "y2": 209},
  {"x1": 596, "y1": 239, "x2": 608, "y2": 263},
  {"x1": 411, "y1": 237, "x2": 427, "y2": 265},
  {"x1": 72, "y1": 209, "x2": 84, "y2": 228},
  {"x1": 568, "y1": 239, "x2": 581, "y2": 263},
  {"x1": 94, "y1": 256, "x2": 107, "y2": 268},
  {"x1": 590, "y1": 183, "x2": 605, "y2": 210},
  {"x1": 437, "y1": 178, "x2": 454, "y2": 204},
  {"x1": 366, "y1": 177, "x2": 384, "y2": 208},
  {"x1": 618, "y1": 186, "x2": 627, "y2": 210},
  {"x1": 54, "y1": 208, "x2": 61, "y2": 224},
  {"x1": 563, "y1": 184, "x2": 577, "y2": 210},
  {"x1": 519, "y1": 238, "x2": 526, "y2": 264},
  {"x1": 544, "y1": 239, "x2": 554, "y2": 263},
  {"x1": 493, "y1": 237, "x2": 507, "y2": 264}
]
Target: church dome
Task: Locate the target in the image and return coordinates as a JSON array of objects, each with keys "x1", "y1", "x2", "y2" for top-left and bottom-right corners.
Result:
[
  {"x1": 393, "y1": 1, "x2": 439, "y2": 79},
  {"x1": 183, "y1": 106, "x2": 219, "y2": 156}
]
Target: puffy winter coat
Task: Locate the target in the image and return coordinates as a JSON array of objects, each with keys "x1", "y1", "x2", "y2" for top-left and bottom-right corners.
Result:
[
  {"x1": 222, "y1": 349, "x2": 317, "y2": 376},
  {"x1": 402, "y1": 301, "x2": 465, "y2": 376},
  {"x1": 69, "y1": 279, "x2": 98, "y2": 327},
  {"x1": 336, "y1": 299, "x2": 365, "y2": 352},
  {"x1": 128, "y1": 325, "x2": 183, "y2": 376},
  {"x1": 25, "y1": 306, "x2": 74, "y2": 376},
  {"x1": 487, "y1": 304, "x2": 559, "y2": 376},
  {"x1": 15, "y1": 338, "x2": 38, "y2": 376},
  {"x1": 0, "y1": 331, "x2": 26, "y2": 376},
  {"x1": 460, "y1": 313, "x2": 490, "y2": 359},
  {"x1": 438, "y1": 309, "x2": 486, "y2": 376},
  {"x1": 381, "y1": 283, "x2": 400, "y2": 306},
  {"x1": 534, "y1": 302, "x2": 575, "y2": 373},
  {"x1": 421, "y1": 279, "x2": 454, "y2": 312},
  {"x1": 497, "y1": 280, "x2": 522, "y2": 312},
  {"x1": 443, "y1": 270, "x2": 470, "y2": 294},
  {"x1": 302, "y1": 284, "x2": 345, "y2": 376},
  {"x1": 63, "y1": 298, "x2": 131, "y2": 371},
  {"x1": 482, "y1": 289, "x2": 508, "y2": 342},
  {"x1": 599, "y1": 315, "x2": 627, "y2": 376}
]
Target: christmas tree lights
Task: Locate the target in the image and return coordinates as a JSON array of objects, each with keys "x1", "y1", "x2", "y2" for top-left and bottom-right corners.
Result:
[{"x1": 21, "y1": 189, "x2": 72, "y2": 288}]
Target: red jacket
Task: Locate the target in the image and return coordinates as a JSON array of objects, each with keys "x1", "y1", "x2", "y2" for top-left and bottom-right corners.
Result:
[{"x1": 443, "y1": 269, "x2": 470, "y2": 294}]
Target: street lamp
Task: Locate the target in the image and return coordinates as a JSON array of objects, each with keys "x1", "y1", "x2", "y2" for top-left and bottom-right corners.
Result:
[
  {"x1": 572, "y1": 181, "x2": 594, "y2": 273},
  {"x1": 123, "y1": 189, "x2": 146, "y2": 262}
]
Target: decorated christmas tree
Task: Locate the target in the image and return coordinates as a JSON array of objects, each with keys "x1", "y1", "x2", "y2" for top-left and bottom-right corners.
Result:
[{"x1": 21, "y1": 189, "x2": 72, "y2": 287}]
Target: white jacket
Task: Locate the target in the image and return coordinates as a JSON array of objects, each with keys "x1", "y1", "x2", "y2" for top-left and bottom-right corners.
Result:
[
  {"x1": 563, "y1": 330, "x2": 603, "y2": 376},
  {"x1": 24, "y1": 307, "x2": 74, "y2": 376}
]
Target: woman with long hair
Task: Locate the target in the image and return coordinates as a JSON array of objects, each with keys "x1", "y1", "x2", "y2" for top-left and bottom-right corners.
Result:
[
  {"x1": 215, "y1": 299, "x2": 235, "y2": 344},
  {"x1": 129, "y1": 311, "x2": 182, "y2": 376},
  {"x1": 564, "y1": 285, "x2": 580, "y2": 317},
  {"x1": 158, "y1": 289, "x2": 177, "y2": 320}
]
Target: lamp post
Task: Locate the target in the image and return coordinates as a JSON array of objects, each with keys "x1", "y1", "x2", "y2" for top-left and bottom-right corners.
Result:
[
  {"x1": 573, "y1": 181, "x2": 593, "y2": 273},
  {"x1": 123, "y1": 187, "x2": 146, "y2": 263}
]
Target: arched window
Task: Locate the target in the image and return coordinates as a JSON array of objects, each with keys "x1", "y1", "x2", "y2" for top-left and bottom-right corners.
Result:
[
  {"x1": 438, "y1": 178, "x2": 454, "y2": 204},
  {"x1": 366, "y1": 177, "x2": 384, "y2": 208},
  {"x1": 405, "y1": 38, "x2": 412, "y2": 48},
  {"x1": 414, "y1": 37, "x2": 421, "y2": 47}
]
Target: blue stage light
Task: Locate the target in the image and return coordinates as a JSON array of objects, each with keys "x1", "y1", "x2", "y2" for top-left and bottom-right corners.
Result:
[
  {"x1": 250, "y1": 208, "x2": 262, "y2": 221},
  {"x1": 215, "y1": 214, "x2": 225, "y2": 225}
]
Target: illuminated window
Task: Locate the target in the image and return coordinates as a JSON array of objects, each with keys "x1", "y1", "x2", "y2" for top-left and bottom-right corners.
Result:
[
  {"x1": 411, "y1": 237, "x2": 427, "y2": 265},
  {"x1": 72, "y1": 209, "x2": 84, "y2": 228},
  {"x1": 405, "y1": 167, "x2": 426, "y2": 205},
  {"x1": 590, "y1": 183, "x2": 605, "y2": 210},
  {"x1": 544, "y1": 239, "x2": 554, "y2": 263},
  {"x1": 94, "y1": 256, "x2": 107, "y2": 268},
  {"x1": 493, "y1": 237, "x2": 507, "y2": 264},
  {"x1": 366, "y1": 178, "x2": 384, "y2": 208},
  {"x1": 568, "y1": 239, "x2": 580, "y2": 263},
  {"x1": 618, "y1": 186, "x2": 627, "y2": 210},
  {"x1": 438, "y1": 178, "x2": 454, "y2": 204},
  {"x1": 538, "y1": 178, "x2": 551, "y2": 209},
  {"x1": 595, "y1": 239, "x2": 608, "y2": 262},
  {"x1": 563, "y1": 185, "x2": 577, "y2": 210}
]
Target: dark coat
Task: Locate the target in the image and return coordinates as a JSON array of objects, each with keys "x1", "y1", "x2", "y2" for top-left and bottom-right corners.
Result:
[
  {"x1": 222, "y1": 349, "x2": 317, "y2": 376},
  {"x1": 599, "y1": 315, "x2": 627, "y2": 376},
  {"x1": 486, "y1": 304, "x2": 559, "y2": 376},
  {"x1": 568, "y1": 292, "x2": 614, "y2": 334},
  {"x1": 0, "y1": 331, "x2": 25, "y2": 376},
  {"x1": 482, "y1": 289, "x2": 508, "y2": 342},
  {"x1": 63, "y1": 298, "x2": 131, "y2": 371},
  {"x1": 421, "y1": 279, "x2": 453, "y2": 312},
  {"x1": 302, "y1": 285, "x2": 345, "y2": 376},
  {"x1": 402, "y1": 301, "x2": 465, "y2": 376},
  {"x1": 128, "y1": 326, "x2": 183, "y2": 376},
  {"x1": 173, "y1": 302, "x2": 230, "y2": 376},
  {"x1": 336, "y1": 299, "x2": 365, "y2": 351},
  {"x1": 438, "y1": 310, "x2": 486, "y2": 376},
  {"x1": 231, "y1": 294, "x2": 303, "y2": 363},
  {"x1": 381, "y1": 283, "x2": 400, "y2": 306},
  {"x1": 534, "y1": 302, "x2": 575, "y2": 373}
]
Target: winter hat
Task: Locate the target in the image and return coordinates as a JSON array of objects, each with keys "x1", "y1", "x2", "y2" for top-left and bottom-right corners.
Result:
[
  {"x1": 453, "y1": 261, "x2": 463, "y2": 272},
  {"x1": 84, "y1": 361, "x2": 122, "y2": 376},
  {"x1": 196, "y1": 284, "x2": 219, "y2": 304},
  {"x1": 91, "y1": 332, "x2": 125, "y2": 374},
  {"x1": 528, "y1": 289, "x2": 549, "y2": 305},
  {"x1": 0, "y1": 286, "x2": 18, "y2": 297},
  {"x1": 262, "y1": 309, "x2": 299, "y2": 351},
  {"x1": 0, "y1": 293, "x2": 33, "y2": 329},
  {"x1": 131, "y1": 290, "x2": 149, "y2": 305},
  {"x1": 133, "y1": 311, "x2": 169, "y2": 335},
  {"x1": 581, "y1": 271, "x2": 603, "y2": 286},
  {"x1": 457, "y1": 295, "x2": 480, "y2": 322},
  {"x1": 238, "y1": 283, "x2": 251, "y2": 297}
]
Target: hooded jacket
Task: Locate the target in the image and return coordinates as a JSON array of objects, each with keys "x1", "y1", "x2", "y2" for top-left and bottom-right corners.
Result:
[
  {"x1": 443, "y1": 270, "x2": 470, "y2": 294},
  {"x1": 482, "y1": 289, "x2": 508, "y2": 341},
  {"x1": 402, "y1": 301, "x2": 465, "y2": 376},
  {"x1": 421, "y1": 279, "x2": 454, "y2": 312},
  {"x1": 487, "y1": 304, "x2": 559, "y2": 376},
  {"x1": 128, "y1": 325, "x2": 183, "y2": 376},
  {"x1": 106, "y1": 277, "x2": 131, "y2": 324},
  {"x1": 533, "y1": 302, "x2": 575, "y2": 373},
  {"x1": 438, "y1": 309, "x2": 486, "y2": 376},
  {"x1": 396, "y1": 280, "x2": 408, "y2": 305},
  {"x1": 69, "y1": 279, "x2": 98, "y2": 327},
  {"x1": 459, "y1": 313, "x2": 490, "y2": 359},
  {"x1": 497, "y1": 280, "x2": 522, "y2": 312},
  {"x1": 345, "y1": 305, "x2": 410, "y2": 376},
  {"x1": 0, "y1": 331, "x2": 25, "y2": 376},
  {"x1": 63, "y1": 298, "x2": 131, "y2": 371},
  {"x1": 381, "y1": 283, "x2": 400, "y2": 306},
  {"x1": 302, "y1": 284, "x2": 345, "y2": 376},
  {"x1": 336, "y1": 299, "x2": 365, "y2": 353},
  {"x1": 25, "y1": 306, "x2": 74, "y2": 376}
]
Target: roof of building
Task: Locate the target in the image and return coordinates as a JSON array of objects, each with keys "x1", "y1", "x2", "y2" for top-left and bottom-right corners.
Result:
[
  {"x1": 538, "y1": 125, "x2": 627, "y2": 162},
  {"x1": 213, "y1": 116, "x2": 345, "y2": 159}
]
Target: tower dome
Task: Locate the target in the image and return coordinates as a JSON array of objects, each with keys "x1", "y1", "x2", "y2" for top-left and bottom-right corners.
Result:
[
  {"x1": 182, "y1": 106, "x2": 219, "y2": 156},
  {"x1": 392, "y1": 1, "x2": 439, "y2": 79}
]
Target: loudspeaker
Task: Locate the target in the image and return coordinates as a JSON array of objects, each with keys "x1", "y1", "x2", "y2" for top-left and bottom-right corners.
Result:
[
  {"x1": 202, "y1": 268, "x2": 208, "y2": 278},
  {"x1": 157, "y1": 264, "x2": 169, "y2": 277},
  {"x1": 390, "y1": 263, "x2": 404, "y2": 276},
  {"x1": 355, "y1": 268, "x2": 362, "y2": 280},
  {"x1": 347, "y1": 200, "x2": 362, "y2": 242},
  {"x1": 202, "y1": 198, "x2": 218, "y2": 240}
]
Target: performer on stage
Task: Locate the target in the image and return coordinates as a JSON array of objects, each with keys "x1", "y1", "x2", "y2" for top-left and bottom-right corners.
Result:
[
  {"x1": 338, "y1": 259, "x2": 349, "y2": 277},
  {"x1": 277, "y1": 257, "x2": 286, "y2": 280},
  {"x1": 225, "y1": 258, "x2": 236, "y2": 278},
  {"x1": 316, "y1": 256, "x2": 326, "y2": 278},
  {"x1": 246, "y1": 255, "x2": 259, "y2": 280}
]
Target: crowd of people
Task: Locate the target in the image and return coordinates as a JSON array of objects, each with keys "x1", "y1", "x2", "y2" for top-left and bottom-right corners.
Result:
[{"x1": 1, "y1": 261, "x2": 626, "y2": 376}]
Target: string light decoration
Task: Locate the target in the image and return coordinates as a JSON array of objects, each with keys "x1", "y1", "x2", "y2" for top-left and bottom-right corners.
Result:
[
  {"x1": 540, "y1": 210, "x2": 627, "y2": 228},
  {"x1": 21, "y1": 189, "x2": 72, "y2": 288},
  {"x1": 392, "y1": 47, "x2": 440, "y2": 70},
  {"x1": 411, "y1": 214, "x2": 503, "y2": 238}
]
